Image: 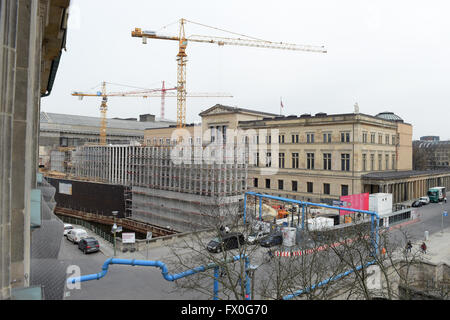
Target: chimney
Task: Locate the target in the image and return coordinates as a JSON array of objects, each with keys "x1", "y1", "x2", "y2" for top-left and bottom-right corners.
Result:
[{"x1": 140, "y1": 114, "x2": 155, "y2": 122}]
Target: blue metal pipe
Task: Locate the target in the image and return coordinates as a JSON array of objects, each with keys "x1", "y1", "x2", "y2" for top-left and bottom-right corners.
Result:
[
  {"x1": 214, "y1": 267, "x2": 219, "y2": 300},
  {"x1": 243, "y1": 192, "x2": 248, "y2": 224},
  {"x1": 245, "y1": 191, "x2": 379, "y2": 217},
  {"x1": 67, "y1": 255, "x2": 245, "y2": 285},
  {"x1": 259, "y1": 196, "x2": 262, "y2": 221},
  {"x1": 282, "y1": 260, "x2": 376, "y2": 300}
]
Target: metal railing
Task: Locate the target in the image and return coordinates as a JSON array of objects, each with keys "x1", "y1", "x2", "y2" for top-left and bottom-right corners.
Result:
[{"x1": 59, "y1": 215, "x2": 114, "y2": 243}]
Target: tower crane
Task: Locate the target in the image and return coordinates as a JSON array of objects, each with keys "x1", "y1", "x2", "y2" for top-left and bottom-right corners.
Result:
[
  {"x1": 131, "y1": 18, "x2": 327, "y2": 128},
  {"x1": 72, "y1": 81, "x2": 232, "y2": 145}
]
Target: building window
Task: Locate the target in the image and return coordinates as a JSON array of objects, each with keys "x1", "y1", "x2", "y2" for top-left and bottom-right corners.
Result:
[
  {"x1": 265, "y1": 179, "x2": 271, "y2": 189},
  {"x1": 279, "y1": 135, "x2": 285, "y2": 144},
  {"x1": 266, "y1": 152, "x2": 272, "y2": 167},
  {"x1": 307, "y1": 182, "x2": 313, "y2": 193},
  {"x1": 392, "y1": 154, "x2": 396, "y2": 169},
  {"x1": 385, "y1": 134, "x2": 390, "y2": 145},
  {"x1": 370, "y1": 133, "x2": 376, "y2": 144},
  {"x1": 210, "y1": 127, "x2": 215, "y2": 142},
  {"x1": 378, "y1": 134, "x2": 383, "y2": 144},
  {"x1": 254, "y1": 178, "x2": 258, "y2": 188},
  {"x1": 323, "y1": 153, "x2": 332, "y2": 170},
  {"x1": 362, "y1": 132, "x2": 368, "y2": 143},
  {"x1": 278, "y1": 180, "x2": 284, "y2": 190},
  {"x1": 362, "y1": 154, "x2": 367, "y2": 171},
  {"x1": 255, "y1": 152, "x2": 259, "y2": 166},
  {"x1": 266, "y1": 135, "x2": 271, "y2": 145},
  {"x1": 323, "y1": 133, "x2": 331, "y2": 143},
  {"x1": 292, "y1": 181, "x2": 298, "y2": 192},
  {"x1": 307, "y1": 133, "x2": 315, "y2": 143},
  {"x1": 292, "y1": 153, "x2": 299, "y2": 169},
  {"x1": 166, "y1": 138, "x2": 171, "y2": 145},
  {"x1": 323, "y1": 183, "x2": 330, "y2": 195},
  {"x1": 279, "y1": 152, "x2": 285, "y2": 168},
  {"x1": 378, "y1": 154, "x2": 382, "y2": 170},
  {"x1": 307, "y1": 153, "x2": 315, "y2": 169},
  {"x1": 385, "y1": 154, "x2": 389, "y2": 170},
  {"x1": 341, "y1": 153, "x2": 350, "y2": 171},
  {"x1": 292, "y1": 134, "x2": 299, "y2": 143},
  {"x1": 371, "y1": 154, "x2": 375, "y2": 171},
  {"x1": 341, "y1": 132, "x2": 350, "y2": 143},
  {"x1": 392, "y1": 135, "x2": 396, "y2": 145},
  {"x1": 341, "y1": 185, "x2": 349, "y2": 196}
]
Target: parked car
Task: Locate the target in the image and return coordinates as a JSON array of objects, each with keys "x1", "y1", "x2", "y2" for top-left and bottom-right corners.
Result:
[
  {"x1": 419, "y1": 196, "x2": 430, "y2": 205},
  {"x1": 67, "y1": 229, "x2": 88, "y2": 244},
  {"x1": 260, "y1": 233, "x2": 283, "y2": 247},
  {"x1": 78, "y1": 237, "x2": 100, "y2": 254},
  {"x1": 411, "y1": 200, "x2": 423, "y2": 208},
  {"x1": 207, "y1": 232, "x2": 245, "y2": 253},
  {"x1": 63, "y1": 223, "x2": 74, "y2": 237},
  {"x1": 246, "y1": 231, "x2": 269, "y2": 245}
]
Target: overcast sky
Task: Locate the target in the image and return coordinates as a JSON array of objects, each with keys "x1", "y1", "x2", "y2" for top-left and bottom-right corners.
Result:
[{"x1": 41, "y1": 0, "x2": 450, "y2": 140}]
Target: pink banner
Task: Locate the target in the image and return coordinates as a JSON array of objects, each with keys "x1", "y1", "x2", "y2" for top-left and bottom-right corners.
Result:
[{"x1": 339, "y1": 193, "x2": 369, "y2": 216}]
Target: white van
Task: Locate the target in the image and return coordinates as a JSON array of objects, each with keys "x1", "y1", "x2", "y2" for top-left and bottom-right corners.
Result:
[{"x1": 67, "y1": 229, "x2": 88, "y2": 244}]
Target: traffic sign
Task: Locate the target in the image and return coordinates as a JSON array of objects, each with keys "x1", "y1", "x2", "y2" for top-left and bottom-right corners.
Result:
[
  {"x1": 443, "y1": 211, "x2": 448, "y2": 217},
  {"x1": 146, "y1": 231, "x2": 153, "y2": 240}
]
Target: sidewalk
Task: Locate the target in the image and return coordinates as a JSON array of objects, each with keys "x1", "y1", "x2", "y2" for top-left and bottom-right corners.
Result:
[{"x1": 422, "y1": 226, "x2": 450, "y2": 265}]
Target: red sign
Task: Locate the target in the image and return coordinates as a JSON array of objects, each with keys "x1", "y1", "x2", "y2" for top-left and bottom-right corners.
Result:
[{"x1": 339, "y1": 193, "x2": 369, "y2": 216}]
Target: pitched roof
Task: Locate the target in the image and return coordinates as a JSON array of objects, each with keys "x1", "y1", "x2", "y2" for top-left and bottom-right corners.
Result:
[{"x1": 199, "y1": 104, "x2": 278, "y2": 117}]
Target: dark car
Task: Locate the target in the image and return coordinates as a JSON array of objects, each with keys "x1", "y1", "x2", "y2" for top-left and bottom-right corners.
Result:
[
  {"x1": 78, "y1": 237, "x2": 100, "y2": 254},
  {"x1": 207, "y1": 232, "x2": 245, "y2": 253},
  {"x1": 260, "y1": 233, "x2": 283, "y2": 247},
  {"x1": 411, "y1": 200, "x2": 423, "y2": 208}
]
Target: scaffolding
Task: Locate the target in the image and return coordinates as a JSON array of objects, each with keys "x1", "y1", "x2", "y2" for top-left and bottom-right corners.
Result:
[{"x1": 70, "y1": 144, "x2": 248, "y2": 232}]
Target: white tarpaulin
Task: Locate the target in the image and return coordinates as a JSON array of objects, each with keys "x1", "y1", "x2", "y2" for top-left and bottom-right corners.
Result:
[{"x1": 59, "y1": 183, "x2": 72, "y2": 195}]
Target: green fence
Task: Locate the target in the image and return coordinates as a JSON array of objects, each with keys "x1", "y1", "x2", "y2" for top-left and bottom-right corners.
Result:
[{"x1": 59, "y1": 215, "x2": 114, "y2": 243}]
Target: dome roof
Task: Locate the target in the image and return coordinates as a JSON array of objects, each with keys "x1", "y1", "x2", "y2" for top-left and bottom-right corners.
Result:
[{"x1": 375, "y1": 111, "x2": 403, "y2": 122}]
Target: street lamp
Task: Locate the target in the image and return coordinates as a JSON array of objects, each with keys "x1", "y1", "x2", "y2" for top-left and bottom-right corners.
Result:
[{"x1": 112, "y1": 211, "x2": 118, "y2": 256}]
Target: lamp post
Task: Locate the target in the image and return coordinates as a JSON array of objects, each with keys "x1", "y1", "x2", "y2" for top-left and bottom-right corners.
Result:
[{"x1": 112, "y1": 211, "x2": 118, "y2": 256}]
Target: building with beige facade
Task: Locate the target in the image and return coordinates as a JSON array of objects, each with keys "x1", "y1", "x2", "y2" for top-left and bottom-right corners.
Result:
[{"x1": 144, "y1": 104, "x2": 450, "y2": 205}]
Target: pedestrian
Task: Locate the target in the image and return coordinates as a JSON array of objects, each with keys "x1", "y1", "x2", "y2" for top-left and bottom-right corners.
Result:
[
  {"x1": 406, "y1": 241, "x2": 412, "y2": 253},
  {"x1": 421, "y1": 242, "x2": 427, "y2": 254},
  {"x1": 445, "y1": 197, "x2": 447, "y2": 203}
]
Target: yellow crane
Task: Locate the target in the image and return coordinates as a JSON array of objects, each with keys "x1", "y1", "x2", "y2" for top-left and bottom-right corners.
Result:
[
  {"x1": 131, "y1": 18, "x2": 327, "y2": 128},
  {"x1": 72, "y1": 81, "x2": 232, "y2": 145}
]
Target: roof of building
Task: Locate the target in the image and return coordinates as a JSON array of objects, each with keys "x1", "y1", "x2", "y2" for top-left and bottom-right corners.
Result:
[
  {"x1": 375, "y1": 111, "x2": 404, "y2": 122},
  {"x1": 40, "y1": 112, "x2": 175, "y2": 131},
  {"x1": 414, "y1": 140, "x2": 450, "y2": 148},
  {"x1": 362, "y1": 169, "x2": 450, "y2": 180},
  {"x1": 199, "y1": 104, "x2": 279, "y2": 117}
]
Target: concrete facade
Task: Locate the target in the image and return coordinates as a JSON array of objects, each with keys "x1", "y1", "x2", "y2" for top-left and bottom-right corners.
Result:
[{"x1": 0, "y1": 0, "x2": 71, "y2": 299}]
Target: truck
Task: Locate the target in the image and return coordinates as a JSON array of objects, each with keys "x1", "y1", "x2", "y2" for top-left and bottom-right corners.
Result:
[{"x1": 427, "y1": 187, "x2": 446, "y2": 203}]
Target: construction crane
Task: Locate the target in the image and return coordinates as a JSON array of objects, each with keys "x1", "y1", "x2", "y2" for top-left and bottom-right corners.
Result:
[
  {"x1": 72, "y1": 81, "x2": 232, "y2": 145},
  {"x1": 131, "y1": 18, "x2": 327, "y2": 128}
]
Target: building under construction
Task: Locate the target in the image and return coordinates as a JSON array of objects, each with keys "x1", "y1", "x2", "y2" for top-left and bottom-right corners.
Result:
[{"x1": 55, "y1": 144, "x2": 248, "y2": 232}]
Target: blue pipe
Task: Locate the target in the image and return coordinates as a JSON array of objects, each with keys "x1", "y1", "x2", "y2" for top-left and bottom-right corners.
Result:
[
  {"x1": 243, "y1": 192, "x2": 248, "y2": 224},
  {"x1": 67, "y1": 255, "x2": 251, "y2": 300},
  {"x1": 259, "y1": 196, "x2": 262, "y2": 221},
  {"x1": 67, "y1": 255, "x2": 244, "y2": 284},
  {"x1": 245, "y1": 191, "x2": 379, "y2": 217},
  {"x1": 214, "y1": 267, "x2": 219, "y2": 300},
  {"x1": 282, "y1": 260, "x2": 376, "y2": 300}
]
